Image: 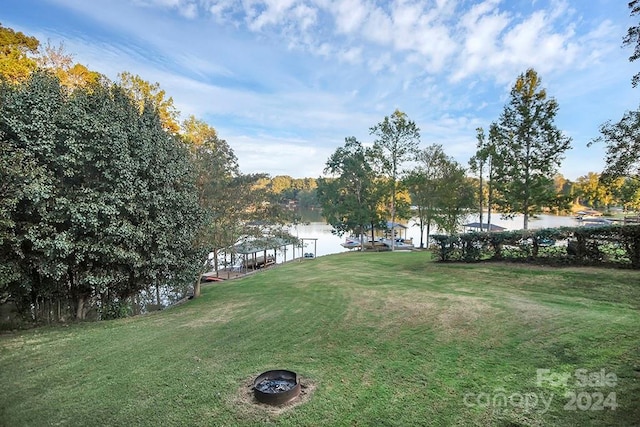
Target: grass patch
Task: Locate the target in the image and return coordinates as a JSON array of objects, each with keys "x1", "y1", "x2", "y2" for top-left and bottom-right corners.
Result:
[{"x1": 1, "y1": 252, "x2": 639, "y2": 426}]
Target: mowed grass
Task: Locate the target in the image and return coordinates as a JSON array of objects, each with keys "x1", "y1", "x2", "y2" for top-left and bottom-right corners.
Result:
[{"x1": 1, "y1": 252, "x2": 639, "y2": 426}]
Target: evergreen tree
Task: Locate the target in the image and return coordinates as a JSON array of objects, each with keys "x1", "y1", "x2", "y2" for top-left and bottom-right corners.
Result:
[{"x1": 491, "y1": 69, "x2": 572, "y2": 229}]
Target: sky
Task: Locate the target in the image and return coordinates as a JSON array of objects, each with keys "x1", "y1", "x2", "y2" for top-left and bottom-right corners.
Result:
[{"x1": 3, "y1": 0, "x2": 639, "y2": 180}]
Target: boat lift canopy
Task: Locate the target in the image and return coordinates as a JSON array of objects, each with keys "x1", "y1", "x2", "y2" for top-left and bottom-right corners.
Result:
[{"x1": 463, "y1": 222, "x2": 506, "y2": 232}]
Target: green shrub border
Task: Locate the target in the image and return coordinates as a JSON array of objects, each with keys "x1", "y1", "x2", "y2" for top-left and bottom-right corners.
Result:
[{"x1": 431, "y1": 224, "x2": 640, "y2": 269}]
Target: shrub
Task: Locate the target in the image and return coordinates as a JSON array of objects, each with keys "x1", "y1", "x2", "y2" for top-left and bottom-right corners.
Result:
[{"x1": 431, "y1": 224, "x2": 640, "y2": 269}]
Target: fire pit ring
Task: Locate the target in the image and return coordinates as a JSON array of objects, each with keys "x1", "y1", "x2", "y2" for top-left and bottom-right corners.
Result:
[{"x1": 253, "y1": 369, "x2": 301, "y2": 405}]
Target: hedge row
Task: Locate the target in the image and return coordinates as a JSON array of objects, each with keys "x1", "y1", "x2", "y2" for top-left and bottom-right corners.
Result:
[{"x1": 431, "y1": 224, "x2": 640, "y2": 269}]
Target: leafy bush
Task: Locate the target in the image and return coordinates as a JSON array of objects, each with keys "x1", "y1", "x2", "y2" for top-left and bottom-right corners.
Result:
[
  {"x1": 432, "y1": 224, "x2": 640, "y2": 269},
  {"x1": 1, "y1": 71, "x2": 203, "y2": 323}
]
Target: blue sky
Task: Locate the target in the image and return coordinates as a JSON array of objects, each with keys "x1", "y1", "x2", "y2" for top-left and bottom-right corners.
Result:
[{"x1": 3, "y1": 0, "x2": 638, "y2": 179}]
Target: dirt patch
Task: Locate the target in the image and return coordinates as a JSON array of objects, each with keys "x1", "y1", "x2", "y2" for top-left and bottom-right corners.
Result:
[
  {"x1": 230, "y1": 374, "x2": 316, "y2": 418},
  {"x1": 346, "y1": 288, "x2": 498, "y2": 342},
  {"x1": 179, "y1": 301, "x2": 250, "y2": 328},
  {"x1": 503, "y1": 294, "x2": 558, "y2": 323},
  {"x1": 435, "y1": 295, "x2": 493, "y2": 329},
  {"x1": 381, "y1": 292, "x2": 437, "y2": 326}
]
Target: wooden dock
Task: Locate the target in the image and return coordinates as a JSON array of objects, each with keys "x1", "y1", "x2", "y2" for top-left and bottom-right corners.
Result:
[{"x1": 624, "y1": 215, "x2": 640, "y2": 224}]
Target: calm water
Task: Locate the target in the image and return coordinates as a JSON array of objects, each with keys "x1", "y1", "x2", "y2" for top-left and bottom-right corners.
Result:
[{"x1": 290, "y1": 213, "x2": 583, "y2": 258}]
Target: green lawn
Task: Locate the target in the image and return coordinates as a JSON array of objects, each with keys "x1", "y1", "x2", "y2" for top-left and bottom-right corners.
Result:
[{"x1": 1, "y1": 252, "x2": 639, "y2": 426}]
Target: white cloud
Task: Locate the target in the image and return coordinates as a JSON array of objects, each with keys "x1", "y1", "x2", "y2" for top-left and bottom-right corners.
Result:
[
  {"x1": 207, "y1": 0, "x2": 240, "y2": 22},
  {"x1": 331, "y1": 0, "x2": 368, "y2": 34},
  {"x1": 367, "y1": 51, "x2": 393, "y2": 73},
  {"x1": 95, "y1": 0, "x2": 618, "y2": 90},
  {"x1": 179, "y1": 2, "x2": 198, "y2": 18},
  {"x1": 337, "y1": 46, "x2": 362, "y2": 63},
  {"x1": 580, "y1": 20, "x2": 619, "y2": 66},
  {"x1": 14, "y1": 0, "x2": 632, "y2": 181},
  {"x1": 450, "y1": 0, "x2": 599, "y2": 83},
  {"x1": 312, "y1": 42, "x2": 333, "y2": 57},
  {"x1": 245, "y1": 0, "x2": 298, "y2": 30},
  {"x1": 292, "y1": 3, "x2": 318, "y2": 30},
  {"x1": 133, "y1": 0, "x2": 199, "y2": 18},
  {"x1": 360, "y1": 6, "x2": 394, "y2": 45}
]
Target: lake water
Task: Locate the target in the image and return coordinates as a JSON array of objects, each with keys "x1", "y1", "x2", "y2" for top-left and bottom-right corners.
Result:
[{"x1": 289, "y1": 213, "x2": 583, "y2": 258}]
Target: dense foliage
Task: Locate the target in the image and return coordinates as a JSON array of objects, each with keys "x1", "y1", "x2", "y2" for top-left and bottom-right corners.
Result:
[
  {"x1": 491, "y1": 69, "x2": 572, "y2": 229},
  {"x1": 406, "y1": 144, "x2": 475, "y2": 247},
  {"x1": 593, "y1": 108, "x2": 640, "y2": 181},
  {"x1": 0, "y1": 24, "x2": 39, "y2": 84},
  {"x1": 432, "y1": 224, "x2": 640, "y2": 269},
  {"x1": 317, "y1": 137, "x2": 387, "y2": 244},
  {"x1": 370, "y1": 110, "x2": 420, "y2": 249},
  {"x1": 0, "y1": 71, "x2": 203, "y2": 321},
  {"x1": 624, "y1": 0, "x2": 640, "y2": 87},
  {"x1": 586, "y1": 1, "x2": 640, "y2": 199}
]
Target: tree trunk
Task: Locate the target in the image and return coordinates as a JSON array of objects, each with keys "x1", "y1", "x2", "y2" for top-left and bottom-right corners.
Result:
[
  {"x1": 213, "y1": 248, "x2": 219, "y2": 276},
  {"x1": 487, "y1": 162, "x2": 493, "y2": 231},
  {"x1": 370, "y1": 222, "x2": 376, "y2": 251},
  {"x1": 479, "y1": 163, "x2": 484, "y2": 231},
  {"x1": 193, "y1": 266, "x2": 203, "y2": 298},
  {"x1": 76, "y1": 295, "x2": 87, "y2": 320},
  {"x1": 390, "y1": 183, "x2": 396, "y2": 251},
  {"x1": 523, "y1": 135, "x2": 531, "y2": 230},
  {"x1": 69, "y1": 271, "x2": 87, "y2": 320}
]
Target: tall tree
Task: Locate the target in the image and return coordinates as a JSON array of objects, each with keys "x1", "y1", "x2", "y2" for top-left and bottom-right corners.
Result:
[
  {"x1": 587, "y1": 2, "x2": 640, "y2": 185},
  {"x1": 491, "y1": 68, "x2": 572, "y2": 229},
  {"x1": 118, "y1": 71, "x2": 180, "y2": 134},
  {"x1": 182, "y1": 119, "x2": 298, "y2": 290},
  {"x1": 317, "y1": 137, "x2": 386, "y2": 247},
  {"x1": 296, "y1": 189, "x2": 318, "y2": 210},
  {"x1": 575, "y1": 172, "x2": 608, "y2": 208},
  {"x1": 37, "y1": 41, "x2": 101, "y2": 91},
  {"x1": 270, "y1": 175, "x2": 294, "y2": 195},
  {"x1": 405, "y1": 144, "x2": 449, "y2": 248},
  {"x1": 0, "y1": 26, "x2": 101, "y2": 89},
  {"x1": 128, "y1": 100, "x2": 203, "y2": 313},
  {"x1": 0, "y1": 24, "x2": 39, "y2": 84},
  {"x1": 0, "y1": 71, "x2": 202, "y2": 321},
  {"x1": 434, "y1": 168, "x2": 476, "y2": 235},
  {"x1": 469, "y1": 128, "x2": 487, "y2": 230},
  {"x1": 548, "y1": 173, "x2": 574, "y2": 214},
  {"x1": 370, "y1": 109, "x2": 420, "y2": 250},
  {"x1": 0, "y1": 139, "x2": 49, "y2": 304},
  {"x1": 592, "y1": 108, "x2": 640, "y2": 180},
  {"x1": 182, "y1": 116, "x2": 240, "y2": 297},
  {"x1": 624, "y1": 0, "x2": 640, "y2": 87},
  {"x1": 484, "y1": 124, "x2": 499, "y2": 229},
  {"x1": 616, "y1": 177, "x2": 640, "y2": 211},
  {"x1": 407, "y1": 145, "x2": 474, "y2": 238},
  {"x1": 553, "y1": 173, "x2": 571, "y2": 196}
]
